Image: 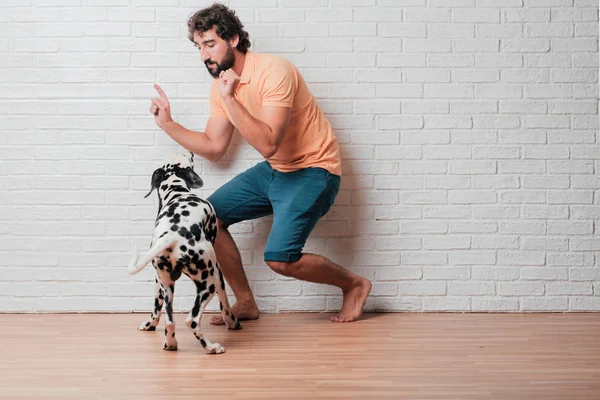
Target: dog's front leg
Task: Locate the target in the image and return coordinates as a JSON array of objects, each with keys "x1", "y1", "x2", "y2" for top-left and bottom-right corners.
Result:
[
  {"x1": 185, "y1": 279, "x2": 224, "y2": 354},
  {"x1": 138, "y1": 274, "x2": 164, "y2": 331},
  {"x1": 161, "y1": 281, "x2": 178, "y2": 351},
  {"x1": 215, "y1": 264, "x2": 242, "y2": 330}
]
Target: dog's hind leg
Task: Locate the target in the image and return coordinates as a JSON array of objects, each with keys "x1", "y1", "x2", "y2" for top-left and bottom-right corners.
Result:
[
  {"x1": 185, "y1": 279, "x2": 224, "y2": 354},
  {"x1": 138, "y1": 273, "x2": 164, "y2": 331},
  {"x1": 161, "y1": 280, "x2": 178, "y2": 351},
  {"x1": 214, "y1": 263, "x2": 242, "y2": 330}
]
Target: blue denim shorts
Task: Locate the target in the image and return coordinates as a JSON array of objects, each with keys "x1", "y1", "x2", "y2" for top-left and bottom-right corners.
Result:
[{"x1": 207, "y1": 161, "x2": 340, "y2": 262}]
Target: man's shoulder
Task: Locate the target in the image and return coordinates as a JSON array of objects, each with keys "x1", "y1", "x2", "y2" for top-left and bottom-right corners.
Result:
[{"x1": 254, "y1": 52, "x2": 296, "y2": 73}]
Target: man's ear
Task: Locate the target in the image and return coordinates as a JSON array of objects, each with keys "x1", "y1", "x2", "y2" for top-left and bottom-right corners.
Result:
[
  {"x1": 181, "y1": 167, "x2": 203, "y2": 189},
  {"x1": 229, "y1": 34, "x2": 239, "y2": 49},
  {"x1": 144, "y1": 168, "x2": 166, "y2": 198}
]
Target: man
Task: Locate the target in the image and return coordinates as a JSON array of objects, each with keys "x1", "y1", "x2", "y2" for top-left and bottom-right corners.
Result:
[{"x1": 149, "y1": 3, "x2": 371, "y2": 323}]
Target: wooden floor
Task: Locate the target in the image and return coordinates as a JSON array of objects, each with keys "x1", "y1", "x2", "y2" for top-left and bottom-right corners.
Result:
[{"x1": 0, "y1": 313, "x2": 599, "y2": 399}]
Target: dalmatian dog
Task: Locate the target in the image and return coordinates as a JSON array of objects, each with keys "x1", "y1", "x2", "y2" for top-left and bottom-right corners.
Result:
[{"x1": 128, "y1": 151, "x2": 241, "y2": 354}]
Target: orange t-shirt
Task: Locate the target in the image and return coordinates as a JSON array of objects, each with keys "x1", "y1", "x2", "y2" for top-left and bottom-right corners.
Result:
[{"x1": 209, "y1": 51, "x2": 341, "y2": 176}]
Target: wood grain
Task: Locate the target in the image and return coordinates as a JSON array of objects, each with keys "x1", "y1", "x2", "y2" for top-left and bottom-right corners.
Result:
[{"x1": 0, "y1": 313, "x2": 599, "y2": 399}]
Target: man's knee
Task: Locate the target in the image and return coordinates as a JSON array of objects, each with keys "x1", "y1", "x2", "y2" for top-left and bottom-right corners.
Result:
[{"x1": 266, "y1": 260, "x2": 295, "y2": 277}]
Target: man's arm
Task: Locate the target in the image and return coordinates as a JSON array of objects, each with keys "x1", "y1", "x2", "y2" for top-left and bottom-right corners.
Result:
[
  {"x1": 218, "y1": 69, "x2": 291, "y2": 159},
  {"x1": 151, "y1": 84, "x2": 235, "y2": 162},
  {"x1": 161, "y1": 118, "x2": 235, "y2": 162},
  {"x1": 222, "y1": 96, "x2": 290, "y2": 159}
]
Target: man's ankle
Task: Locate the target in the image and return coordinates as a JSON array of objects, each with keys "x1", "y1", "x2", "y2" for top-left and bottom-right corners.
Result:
[{"x1": 233, "y1": 295, "x2": 258, "y2": 308}]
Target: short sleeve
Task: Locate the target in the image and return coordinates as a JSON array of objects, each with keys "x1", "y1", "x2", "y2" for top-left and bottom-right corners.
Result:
[
  {"x1": 260, "y1": 60, "x2": 297, "y2": 108},
  {"x1": 209, "y1": 79, "x2": 229, "y2": 119}
]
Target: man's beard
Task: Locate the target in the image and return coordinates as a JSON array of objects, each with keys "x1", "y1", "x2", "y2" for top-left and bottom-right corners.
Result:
[{"x1": 205, "y1": 45, "x2": 236, "y2": 79}]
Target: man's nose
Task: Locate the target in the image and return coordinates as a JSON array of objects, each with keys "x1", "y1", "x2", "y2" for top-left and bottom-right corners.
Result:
[{"x1": 200, "y1": 48, "x2": 210, "y2": 62}]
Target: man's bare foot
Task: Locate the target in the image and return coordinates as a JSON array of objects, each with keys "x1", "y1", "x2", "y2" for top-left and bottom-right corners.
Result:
[
  {"x1": 331, "y1": 277, "x2": 372, "y2": 323},
  {"x1": 210, "y1": 301, "x2": 260, "y2": 325}
]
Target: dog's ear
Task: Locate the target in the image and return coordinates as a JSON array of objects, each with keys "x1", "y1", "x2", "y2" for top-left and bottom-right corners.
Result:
[
  {"x1": 144, "y1": 168, "x2": 166, "y2": 198},
  {"x1": 181, "y1": 167, "x2": 203, "y2": 189}
]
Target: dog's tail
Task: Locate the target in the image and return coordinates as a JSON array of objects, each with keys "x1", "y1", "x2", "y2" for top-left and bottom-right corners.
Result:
[{"x1": 128, "y1": 237, "x2": 176, "y2": 275}]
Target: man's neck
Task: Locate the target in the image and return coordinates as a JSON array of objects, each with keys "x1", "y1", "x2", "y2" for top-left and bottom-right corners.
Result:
[{"x1": 232, "y1": 50, "x2": 246, "y2": 78}]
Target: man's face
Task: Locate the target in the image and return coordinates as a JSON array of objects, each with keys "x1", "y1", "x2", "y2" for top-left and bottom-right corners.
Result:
[{"x1": 193, "y1": 28, "x2": 236, "y2": 79}]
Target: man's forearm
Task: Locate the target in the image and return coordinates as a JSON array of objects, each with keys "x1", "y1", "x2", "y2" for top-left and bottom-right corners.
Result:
[
  {"x1": 161, "y1": 121, "x2": 220, "y2": 162},
  {"x1": 222, "y1": 96, "x2": 277, "y2": 158}
]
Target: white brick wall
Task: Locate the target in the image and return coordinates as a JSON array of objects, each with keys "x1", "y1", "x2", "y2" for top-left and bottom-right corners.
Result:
[{"x1": 1, "y1": 0, "x2": 598, "y2": 313}]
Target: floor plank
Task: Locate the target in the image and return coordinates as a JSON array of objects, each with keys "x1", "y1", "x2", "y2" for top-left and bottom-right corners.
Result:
[{"x1": 0, "y1": 313, "x2": 599, "y2": 399}]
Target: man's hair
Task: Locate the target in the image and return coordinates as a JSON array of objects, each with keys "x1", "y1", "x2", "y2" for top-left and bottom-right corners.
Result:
[{"x1": 187, "y1": 3, "x2": 251, "y2": 54}]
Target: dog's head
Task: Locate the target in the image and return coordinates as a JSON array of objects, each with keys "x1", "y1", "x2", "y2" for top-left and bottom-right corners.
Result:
[{"x1": 144, "y1": 151, "x2": 203, "y2": 199}]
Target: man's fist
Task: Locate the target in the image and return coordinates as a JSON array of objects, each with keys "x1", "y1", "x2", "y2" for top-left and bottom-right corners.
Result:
[
  {"x1": 219, "y1": 69, "x2": 240, "y2": 100},
  {"x1": 150, "y1": 84, "x2": 173, "y2": 129}
]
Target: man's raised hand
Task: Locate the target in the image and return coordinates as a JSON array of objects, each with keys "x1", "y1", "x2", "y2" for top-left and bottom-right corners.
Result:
[{"x1": 150, "y1": 84, "x2": 173, "y2": 129}]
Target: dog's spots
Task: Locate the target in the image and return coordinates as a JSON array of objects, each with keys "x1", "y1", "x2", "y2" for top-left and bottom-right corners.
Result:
[
  {"x1": 156, "y1": 256, "x2": 171, "y2": 272},
  {"x1": 209, "y1": 284, "x2": 215, "y2": 294},
  {"x1": 170, "y1": 225, "x2": 179, "y2": 232},
  {"x1": 182, "y1": 210, "x2": 190, "y2": 217},
  {"x1": 201, "y1": 270, "x2": 209, "y2": 280},
  {"x1": 195, "y1": 280, "x2": 207, "y2": 292},
  {"x1": 191, "y1": 296, "x2": 201, "y2": 316},
  {"x1": 189, "y1": 202, "x2": 198, "y2": 207},
  {"x1": 169, "y1": 213, "x2": 181, "y2": 224},
  {"x1": 200, "y1": 338, "x2": 207, "y2": 348},
  {"x1": 218, "y1": 270, "x2": 226, "y2": 290},
  {"x1": 190, "y1": 223, "x2": 202, "y2": 242},
  {"x1": 170, "y1": 266, "x2": 182, "y2": 281},
  {"x1": 190, "y1": 321, "x2": 197, "y2": 329},
  {"x1": 180, "y1": 245, "x2": 187, "y2": 252},
  {"x1": 167, "y1": 203, "x2": 177, "y2": 217},
  {"x1": 178, "y1": 226, "x2": 192, "y2": 240},
  {"x1": 200, "y1": 291, "x2": 210, "y2": 302}
]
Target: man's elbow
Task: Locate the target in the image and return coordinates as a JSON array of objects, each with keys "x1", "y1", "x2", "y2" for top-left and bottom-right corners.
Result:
[
  {"x1": 261, "y1": 143, "x2": 279, "y2": 159},
  {"x1": 209, "y1": 149, "x2": 226, "y2": 162}
]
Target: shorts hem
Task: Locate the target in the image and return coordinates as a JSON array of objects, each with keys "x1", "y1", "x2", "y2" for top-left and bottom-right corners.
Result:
[{"x1": 264, "y1": 251, "x2": 302, "y2": 263}]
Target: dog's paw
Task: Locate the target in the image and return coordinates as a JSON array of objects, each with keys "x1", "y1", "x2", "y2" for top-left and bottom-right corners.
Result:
[
  {"x1": 138, "y1": 320, "x2": 157, "y2": 331},
  {"x1": 162, "y1": 342, "x2": 178, "y2": 351},
  {"x1": 206, "y1": 343, "x2": 225, "y2": 354},
  {"x1": 226, "y1": 319, "x2": 242, "y2": 330}
]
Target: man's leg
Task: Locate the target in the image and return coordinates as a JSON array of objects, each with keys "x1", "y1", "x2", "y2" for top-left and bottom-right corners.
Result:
[
  {"x1": 209, "y1": 219, "x2": 259, "y2": 325},
  {"x1": 266, "y1": 255, "x2": 371, "y2": 323},
  {"x1": 265, "y1": 167, "x2": 371, "y2": 322},
  {"x1": 206, "y1": 162, "x2": 274, "y2": 325}
]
